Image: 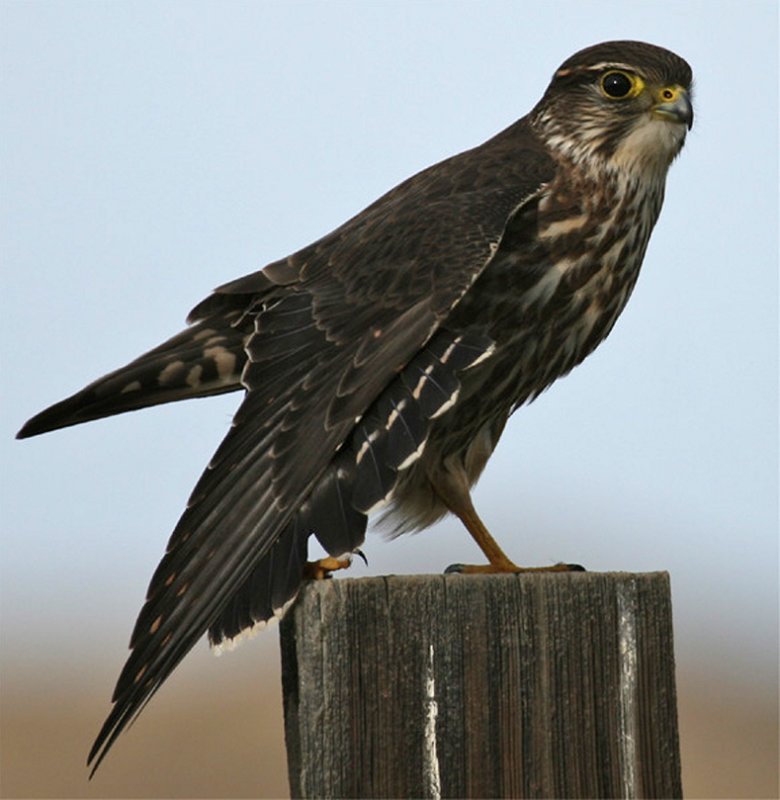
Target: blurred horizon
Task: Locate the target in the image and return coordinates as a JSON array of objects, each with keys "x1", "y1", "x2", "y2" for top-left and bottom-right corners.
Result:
[{"x1": 1, "y1": 609, "x2": 778, "y2": 797}]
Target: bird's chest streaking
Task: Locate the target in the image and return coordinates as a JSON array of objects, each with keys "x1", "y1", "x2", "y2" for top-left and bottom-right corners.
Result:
[
  {"x1": 387, "y1": 164, "x2": 666, "y2": 532},
  {"x1": 465, "y1": 163, "x2": 665, "y2": 403}
]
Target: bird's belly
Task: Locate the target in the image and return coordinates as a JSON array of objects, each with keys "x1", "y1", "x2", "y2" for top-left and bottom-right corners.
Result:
[
  {"x1": 382, "y1": 250, "x2": 641, "y2": 535},
  {"x1": 380, "y1": 173, "x2": 664, "y2": 536}
]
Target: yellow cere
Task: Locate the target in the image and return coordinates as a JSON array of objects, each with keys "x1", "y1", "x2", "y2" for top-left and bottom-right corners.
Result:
[{"x1": 656, "y1": 85, "x2": 685, "y2": 103}]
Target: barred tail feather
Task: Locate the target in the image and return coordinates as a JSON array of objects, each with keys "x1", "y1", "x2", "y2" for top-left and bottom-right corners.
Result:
[{"x1": 17, "y1": 318, "x2": 248, "y2": 439}]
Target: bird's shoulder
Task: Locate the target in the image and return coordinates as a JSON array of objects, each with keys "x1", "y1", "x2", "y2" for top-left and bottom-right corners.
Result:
[{"x1": 188, "y1": 115, "x2": 556, "y2": 325}]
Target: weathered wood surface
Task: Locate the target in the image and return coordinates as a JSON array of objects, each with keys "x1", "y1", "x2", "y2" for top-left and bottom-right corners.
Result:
[{"x1": 280, "y1": 572, "x2": 680, "y2": 799}]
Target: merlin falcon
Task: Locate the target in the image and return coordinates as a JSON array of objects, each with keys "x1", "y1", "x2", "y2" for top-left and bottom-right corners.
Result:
[{"x1": 18, "y1": 40, "x2": 693, "y2": 773}]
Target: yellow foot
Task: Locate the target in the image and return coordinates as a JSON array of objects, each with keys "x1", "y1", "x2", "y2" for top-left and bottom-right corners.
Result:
[
  {"x1": 303, "y1": 556, "x2": 353, "y2": 581},
  {"x1": 445, "y1": 561, "x2": 585, "y2": 574}
]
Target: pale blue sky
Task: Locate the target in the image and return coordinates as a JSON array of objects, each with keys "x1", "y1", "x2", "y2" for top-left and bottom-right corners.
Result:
[{"x1": 1, "y1": 1, "x2": 777, "y2": 796}]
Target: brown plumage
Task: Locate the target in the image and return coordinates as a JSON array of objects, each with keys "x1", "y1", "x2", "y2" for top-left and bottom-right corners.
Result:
[{"x1": 17, "y1": 40, "x2": 693, "y2": 773}]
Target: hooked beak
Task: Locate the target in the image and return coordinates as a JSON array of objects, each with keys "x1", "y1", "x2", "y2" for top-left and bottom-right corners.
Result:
[{"x1": 653, "y1": 86, "x2": 694, "y2": 130}]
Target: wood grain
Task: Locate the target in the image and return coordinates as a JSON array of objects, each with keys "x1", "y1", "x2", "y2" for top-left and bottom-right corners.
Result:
[{"x1": 280, "y1": 572, "x2": 680, "y2": 799}]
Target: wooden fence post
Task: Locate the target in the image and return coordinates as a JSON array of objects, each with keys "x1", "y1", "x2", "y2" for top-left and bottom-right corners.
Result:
[{"x1": 280, "y1": 572, "x2": 681, "y2": 799}]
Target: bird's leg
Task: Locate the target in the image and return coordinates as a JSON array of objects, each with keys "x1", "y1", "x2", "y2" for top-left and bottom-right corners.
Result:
[
  {"x1": 302, "y1": 556, "x2": 353, "y2": 580},
  {"x1": 455, "y1": 499, "x2": 521, "y2": 571},
  {"x1": 439, "y1": 472, "x2": 583, "y2": 573},
  {"x1": 302, "y1": 549, "x2": 367, "y2": 580}
]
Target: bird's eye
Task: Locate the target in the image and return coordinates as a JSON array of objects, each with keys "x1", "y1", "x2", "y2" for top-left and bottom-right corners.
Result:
[{"x1": 601, "y1": 71, "x2": 635, "y2": 99}]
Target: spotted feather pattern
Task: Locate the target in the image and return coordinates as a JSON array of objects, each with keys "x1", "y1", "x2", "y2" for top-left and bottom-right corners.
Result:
[{"x1": 16, "y1": 314, "x2": 249, "y2": 437}]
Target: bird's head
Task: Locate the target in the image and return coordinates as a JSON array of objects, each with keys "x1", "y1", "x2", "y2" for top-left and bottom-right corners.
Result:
[{"x1": 532, "y1": 41, "x2": 693, "y2": 177}]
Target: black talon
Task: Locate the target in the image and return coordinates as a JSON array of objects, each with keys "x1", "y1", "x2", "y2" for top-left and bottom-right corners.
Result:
[
  {"x1": 354, "y1": 548, "x2": 368, "y2": 566},
  {"x1": 444, "y1": 563, "x2": 465, "y2": 574}
]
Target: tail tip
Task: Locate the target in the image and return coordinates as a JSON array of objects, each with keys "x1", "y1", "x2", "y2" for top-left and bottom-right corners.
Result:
[
  {"x1": 16, "y1": 414, "x2": 54, "y2": 440},
  {"x1": 16, "y1": 422, "x2": 36, "y2": 440}
]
